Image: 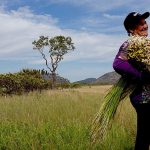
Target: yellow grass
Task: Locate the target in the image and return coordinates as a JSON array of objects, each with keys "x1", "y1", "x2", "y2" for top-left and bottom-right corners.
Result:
[
  {"x1": 0, "y1": 85, "x2": 136, "y2": 133},
  {"x1": 69, "y1": 85, "x2": 112, "y2": 93},
  {"x1": 0, "y1": 85, "x2": 137, "y2": 149}
]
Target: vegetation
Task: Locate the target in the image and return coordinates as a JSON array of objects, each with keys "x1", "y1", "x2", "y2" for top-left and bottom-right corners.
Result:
[
  {"x1": 32, "y1": 35, "x2": 75, "y2": 89},
  {"x1": 0, "y1": 69, "x2": 51, "y2": 95},
  {"x1": 0, "y1": 86, "x2": 136, "y2": 149},
  {"x1": 0, "y1": 69, "x2": 88, "y2": 96}
]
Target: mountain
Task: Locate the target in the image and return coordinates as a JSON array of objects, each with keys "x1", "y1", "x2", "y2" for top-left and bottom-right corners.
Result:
[
  {"x1": 93, "y1": 71, "x2": 120, "y2": 85},
  {"x1": 75, "y1": 71, "x2": 120, "y2": 85},
  {"x1": 75, "y1": 78, "x2": 97, "y2": 84}
]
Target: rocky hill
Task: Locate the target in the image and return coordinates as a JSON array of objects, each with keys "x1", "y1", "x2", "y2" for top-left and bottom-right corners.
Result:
[
  {"x1": 75, "y1": 78, "x2": 97, "y2": 84},
  {"x1": 75, "y1": 71, "x2": 120, "y2": 85},
  {"x1": 93, "y1": 71, "x2": 120, "y2": 84}
]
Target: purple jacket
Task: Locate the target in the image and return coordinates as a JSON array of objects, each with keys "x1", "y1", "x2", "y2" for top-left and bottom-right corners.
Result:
[{"x1": 113, "y1": 41, "x2": 150, "y2": 104}]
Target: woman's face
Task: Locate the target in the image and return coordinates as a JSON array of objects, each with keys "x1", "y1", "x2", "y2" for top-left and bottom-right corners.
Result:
[{"x1": 132, "y1": 19, "x2": 148, "y2": 36}]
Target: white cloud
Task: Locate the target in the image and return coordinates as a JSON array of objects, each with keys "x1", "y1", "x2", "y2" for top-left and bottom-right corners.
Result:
[
  {"x1": 47, "y1": 0, "x2": 142, "y2": 12},
  {"x1": 10, "y1": 6, "x2": 58, "y2": 25},
  {"x1": 0, "y1": 6, "x2": 129, "y2": 81},
  {"x1": 1, "y1": 0, "x2": 150, "y2": 81},
  {"x1": 0, "y1": 6, "x2": 126, "y2": 64},
  {"x1": 79, "y1": 13, "x2": 124, "y2": 33},
  {"x1": 47, "y1": 0, "x2": 150, "y2": 14},
  {"x1": 66, "y1": 32, "x2": 125, "y2": 61},
  {"x1": 0, "y1": 7, "x2": 60, "y2": 57},
  {"x1": 103, "y1": 14, "x2": 123, "y2": 20}
]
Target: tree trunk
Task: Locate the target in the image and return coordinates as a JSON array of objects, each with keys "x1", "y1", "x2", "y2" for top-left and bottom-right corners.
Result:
[{"x1": 51, "y1": 72, "x2": 56, "y2": 89}]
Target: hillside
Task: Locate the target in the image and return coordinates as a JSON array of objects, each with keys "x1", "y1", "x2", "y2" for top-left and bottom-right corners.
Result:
[
  {"x1": 75, "y1": 78, "x2": 97, "y2": 84},
  {"x1": 75, "y1": 71, "x2": 120, "y2": 85},
  {"x1": 94, "y1": 71, "x2": 120, "y2": 84}
]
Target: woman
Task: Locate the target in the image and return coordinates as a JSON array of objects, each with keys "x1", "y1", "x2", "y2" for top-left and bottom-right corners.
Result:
[{"x1": 113, "y1": 12, "x2": 150, "y2": 150}]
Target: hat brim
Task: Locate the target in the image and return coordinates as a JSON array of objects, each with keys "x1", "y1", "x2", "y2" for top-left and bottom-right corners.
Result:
[{"x1": 141, "y1": 12, "x2": 150, "y2": 19}]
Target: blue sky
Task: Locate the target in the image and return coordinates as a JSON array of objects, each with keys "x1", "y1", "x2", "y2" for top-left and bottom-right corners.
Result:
[{"x1": 0, "y1": 0, "x2": 150, "y2": 82}]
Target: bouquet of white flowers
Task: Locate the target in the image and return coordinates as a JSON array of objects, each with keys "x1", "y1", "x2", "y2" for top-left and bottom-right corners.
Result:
[{"x1": 128, "y1": 35, "x2": 150, "y2": 71}]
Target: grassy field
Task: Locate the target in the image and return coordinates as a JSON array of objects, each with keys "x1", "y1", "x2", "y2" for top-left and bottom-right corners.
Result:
[{"x1": 0, "y1": 85, "x2": 136, "y2": 150}]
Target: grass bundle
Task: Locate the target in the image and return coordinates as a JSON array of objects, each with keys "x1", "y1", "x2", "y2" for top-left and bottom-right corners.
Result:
[{"x1": 91, "y1": 77, "x2": 135, "y2": 143}]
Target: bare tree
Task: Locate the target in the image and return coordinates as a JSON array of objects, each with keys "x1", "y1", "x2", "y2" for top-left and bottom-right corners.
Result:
[{"x1": 32, "y1": 35, "x2": 75, "y2": 89}]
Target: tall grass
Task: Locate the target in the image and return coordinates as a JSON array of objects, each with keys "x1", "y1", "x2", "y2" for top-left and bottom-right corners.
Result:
[{"x1": 0, "y1": 86, "x2": 136, "y2": 150}]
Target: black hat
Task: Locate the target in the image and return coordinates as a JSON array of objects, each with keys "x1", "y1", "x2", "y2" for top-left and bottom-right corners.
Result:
[{"x1": 124, "y1": 12, "x2": 150, "y2": 33}]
